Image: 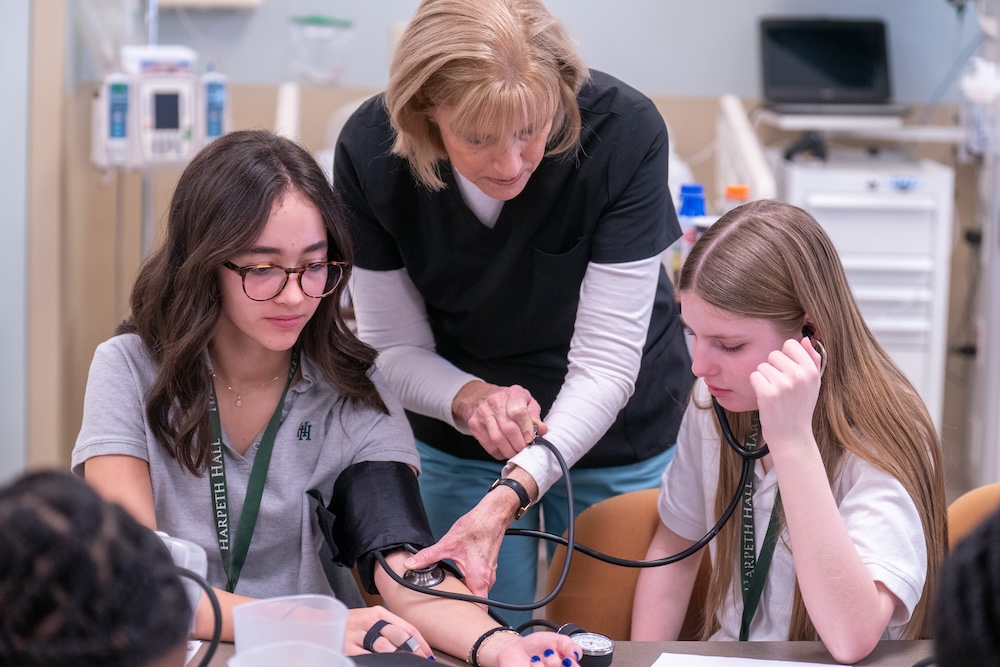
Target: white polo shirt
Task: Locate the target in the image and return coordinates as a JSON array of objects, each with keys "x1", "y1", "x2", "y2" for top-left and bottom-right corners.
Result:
[{"x1": 659, "y1": 380, "x2": 927, "y2": 640}]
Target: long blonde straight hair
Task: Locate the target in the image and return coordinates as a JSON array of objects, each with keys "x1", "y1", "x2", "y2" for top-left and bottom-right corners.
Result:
[{"x1": 677, "y1": 199, "x2": 947, "y2": 640}]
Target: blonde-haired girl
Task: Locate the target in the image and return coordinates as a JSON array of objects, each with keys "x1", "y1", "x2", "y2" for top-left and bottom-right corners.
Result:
[{"x1": 632, "y1": 199, "x2": 946, "y2": 664}]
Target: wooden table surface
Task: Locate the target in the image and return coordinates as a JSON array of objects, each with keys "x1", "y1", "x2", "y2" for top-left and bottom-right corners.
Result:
[{"x1": 195, "y1": 639, "x2": 934, "y2": 666}]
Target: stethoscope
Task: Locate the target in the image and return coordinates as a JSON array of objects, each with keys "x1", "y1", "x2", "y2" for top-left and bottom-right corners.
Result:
[
  {"x1": 185, "y1": 338, "x2": 827, "y2": 663},
  {"x1": 380, "y1": 336, "x2": 828, "y2": 620},
  {"x1": 187, "y1": 413, "x2": 767, "y2": 665},
  {"x1": 377, "y1": 423, "x2": 764, "y2": 617}
]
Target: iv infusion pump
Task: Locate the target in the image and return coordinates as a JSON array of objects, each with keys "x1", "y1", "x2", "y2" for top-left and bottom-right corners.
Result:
[{"x1": 92, "y1": 45, "x2": 229, "y2": 170}]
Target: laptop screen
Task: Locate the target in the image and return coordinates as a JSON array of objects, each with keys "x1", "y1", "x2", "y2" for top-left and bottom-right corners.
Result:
[{"x1": 760, "y1": 18, "x2": 892, "y2": 105}]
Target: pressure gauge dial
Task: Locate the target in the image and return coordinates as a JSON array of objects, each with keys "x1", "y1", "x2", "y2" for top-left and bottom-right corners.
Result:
[{"x1": 570, "y1": 631, "x2": 614, "y2": 667}]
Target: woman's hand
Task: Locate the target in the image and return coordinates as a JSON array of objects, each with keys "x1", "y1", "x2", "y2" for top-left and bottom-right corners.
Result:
[
  {"x1": 403, "y1": 499, "x2": 511, "y2": 600},
  {"x1": 452, "y1": 380, "x2": 548, "y2": 459},
  {"x1": 749, "y1": 336, "x2": 823, "y2": 455},
  {"x1": 345, "y1": 606, "x2": 432, "y2": 658},
  {"x1": 404, "y1": 464, "x2": 539, "y2": 599}
]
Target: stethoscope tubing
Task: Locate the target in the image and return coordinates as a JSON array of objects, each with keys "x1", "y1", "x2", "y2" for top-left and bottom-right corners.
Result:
[
  {"x1": 713, "y1": 396, "x2": 770, "y2": 460},
  {"x1": 380, "y1": 429, "x2": 758, "y2": 611},
  {"x1": 384, "y1": 340, "x2": 829, "y2": 612}
]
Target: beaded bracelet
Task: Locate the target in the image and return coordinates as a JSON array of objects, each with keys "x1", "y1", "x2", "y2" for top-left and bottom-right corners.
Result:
[{"x1": 467, "y1": 626, "x2": 521, "y2": 667}]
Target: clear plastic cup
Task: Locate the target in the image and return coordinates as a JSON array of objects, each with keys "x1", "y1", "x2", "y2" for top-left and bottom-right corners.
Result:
[
  {"x1": 228, "y1": 641, "x2": 353, "y2": 667},
  {"x1": 155, "y1": 532, "x2": 207, "y2": 631},
  {"x1": 232, "y1": 594, "x2": 349, "y2": 654},
  {"x1": 287, "y1": 15, "x2": 354, "y2": 84}
]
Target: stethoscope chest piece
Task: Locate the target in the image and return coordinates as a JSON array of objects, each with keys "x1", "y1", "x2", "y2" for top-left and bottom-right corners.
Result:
[{"x1": 402, "y1": 564, "x2": 445, "y2": 588}]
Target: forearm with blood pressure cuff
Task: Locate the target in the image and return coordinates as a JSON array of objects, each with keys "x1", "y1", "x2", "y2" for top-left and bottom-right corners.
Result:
[{"x1": 308, "y1": 460, "x2": 460, "y2": 594}]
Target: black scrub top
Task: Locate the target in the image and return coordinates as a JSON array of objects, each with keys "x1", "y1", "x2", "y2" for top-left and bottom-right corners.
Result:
[{"x1": 335, "y1": 70, "x2": 694, "y2": 467}]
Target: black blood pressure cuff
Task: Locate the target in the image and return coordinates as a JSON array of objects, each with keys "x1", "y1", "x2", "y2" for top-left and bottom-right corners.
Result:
[{"x1": 308, "y1": 460, "x2": 459, "y2": 594}]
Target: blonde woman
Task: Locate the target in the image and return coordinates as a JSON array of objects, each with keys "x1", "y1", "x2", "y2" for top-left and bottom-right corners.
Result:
[
  {"x1": 631, "y1": 200, "x2": 947, "y2": 663},
  {"x1": 335, "y1": 0, "x2": 693, "y2": 627}
]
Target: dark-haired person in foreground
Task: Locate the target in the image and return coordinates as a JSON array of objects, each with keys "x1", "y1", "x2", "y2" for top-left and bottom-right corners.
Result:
[
  {"x1": 933, "y1": 505, "x2": 1000, "y2": 666},
  {"x1": 0, "y1": 470, "x2": 191, "y2": 667}
]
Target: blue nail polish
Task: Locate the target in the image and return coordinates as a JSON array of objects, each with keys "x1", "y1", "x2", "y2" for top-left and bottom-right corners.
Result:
[
  {"x1": 562, "y1": 659, "x2": 572, "y2": 667},
  {"x1": 531, "y1": 656, "x2": 541, "y2": 662},
  {"x1": 574, "y1": 652, "x2": 580, "y2": 661},
  {"x1": 544, "y1": 649, "x2": 555, "y2": 657},
  {"x1": 427, "y1": 656, "x2": 436, "y2": 661}
]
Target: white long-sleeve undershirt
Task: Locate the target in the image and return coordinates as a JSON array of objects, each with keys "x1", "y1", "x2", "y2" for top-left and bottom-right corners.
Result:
[{"x1": 350, "y1": 256, "x2": 659, "y2": 497}]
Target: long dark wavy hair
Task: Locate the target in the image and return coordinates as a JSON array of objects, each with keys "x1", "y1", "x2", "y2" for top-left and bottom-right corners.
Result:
[{"x1": 118, "y1": 129, "x2": 387, "y2": 475}]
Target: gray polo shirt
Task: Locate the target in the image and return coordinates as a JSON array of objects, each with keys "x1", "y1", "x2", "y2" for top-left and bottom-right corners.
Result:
[{"x1": 72, "y1": 333, "x2": 420, "y2": 601}]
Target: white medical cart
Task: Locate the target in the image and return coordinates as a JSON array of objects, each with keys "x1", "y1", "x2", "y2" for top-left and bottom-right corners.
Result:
[{"x1": 773, "y1": 149, "x2": 955, "y2": 432}]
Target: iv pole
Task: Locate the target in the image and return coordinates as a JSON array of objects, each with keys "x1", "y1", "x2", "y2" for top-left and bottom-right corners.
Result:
[
  {"x1": 967, "y1": 0, "x2": 1000, "y2": 485},
  {"x1": 141, "y1": 0, "x2": 159, "y2": 258}
]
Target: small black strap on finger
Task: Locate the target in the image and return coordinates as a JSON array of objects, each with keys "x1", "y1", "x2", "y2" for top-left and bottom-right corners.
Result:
[{"x1": 363, "y1": 619, "x2": 391, "y2": 653}]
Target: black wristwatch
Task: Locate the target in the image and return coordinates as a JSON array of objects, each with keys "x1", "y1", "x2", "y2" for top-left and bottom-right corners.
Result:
[{"x1": 489, "y1": 477, "x2": 531, "y2": 520}]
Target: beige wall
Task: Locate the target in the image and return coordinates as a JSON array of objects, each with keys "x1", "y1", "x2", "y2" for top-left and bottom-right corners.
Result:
[{"x1": 27, "y1": 0, "x2": 66, "y2": 469}]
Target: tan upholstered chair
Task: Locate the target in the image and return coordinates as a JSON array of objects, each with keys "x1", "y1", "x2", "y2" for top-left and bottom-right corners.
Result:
[
  {"x1": 542, "y1": 488, "x2": 710, "y2": 641},
  {"x1": 948, "y1": 482, "x2": 1000, "y2": 549}
]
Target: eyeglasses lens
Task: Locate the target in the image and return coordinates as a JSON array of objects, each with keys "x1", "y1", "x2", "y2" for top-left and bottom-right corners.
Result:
[
  {"x1": 243, "y1": 263, "x2": 343, "y2": 301},
  {"x1": 300, "y1": 263, "x2": 343, "y2": 297}
]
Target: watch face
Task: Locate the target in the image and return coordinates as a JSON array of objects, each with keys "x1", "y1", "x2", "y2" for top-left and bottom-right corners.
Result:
[{"x1": 572, "y1": 632, "x2": 614, "y2": 655}]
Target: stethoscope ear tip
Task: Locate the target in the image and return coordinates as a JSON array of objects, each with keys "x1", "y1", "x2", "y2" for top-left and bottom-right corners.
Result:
[{"x1": 813, "y1": 339, "x2": 828, "y2": 376}]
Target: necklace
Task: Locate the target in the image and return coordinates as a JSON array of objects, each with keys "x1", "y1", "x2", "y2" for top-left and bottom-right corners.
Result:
[{"x1": 211, "y1": 371, "x2": 282, "y2": 407}]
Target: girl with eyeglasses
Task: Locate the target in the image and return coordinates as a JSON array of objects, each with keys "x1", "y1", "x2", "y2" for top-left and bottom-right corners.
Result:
[{"x1": 72, "y1": 129, "x2": 580, "y2": 666}]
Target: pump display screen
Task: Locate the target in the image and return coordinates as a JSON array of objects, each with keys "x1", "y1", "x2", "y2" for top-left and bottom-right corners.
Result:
[{"x1": 154, "y1": 93, "x2": 180, "y2": 129}]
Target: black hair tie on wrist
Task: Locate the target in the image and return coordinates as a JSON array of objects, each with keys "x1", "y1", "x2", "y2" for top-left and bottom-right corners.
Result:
[{"x1": 467, "y1": 626, "x2": 520, "y2": 666}]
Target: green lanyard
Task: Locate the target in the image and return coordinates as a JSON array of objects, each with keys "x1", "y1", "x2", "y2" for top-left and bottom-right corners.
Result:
[
  {"x1": 738, "y1": 414, "x2": 783, "y2": 641},
  {"x1": 208, "y1": 350, "x2": 298, "y2": 594}
]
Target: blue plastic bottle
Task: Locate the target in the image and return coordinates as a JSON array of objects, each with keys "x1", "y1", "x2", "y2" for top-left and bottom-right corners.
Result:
[{"x1": 670, "y1": 183, "x2": 708, "y2": 283}]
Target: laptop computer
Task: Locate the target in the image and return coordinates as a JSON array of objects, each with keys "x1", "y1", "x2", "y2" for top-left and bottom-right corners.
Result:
[{"x1": 759, "y1": 17, "x2": 909, "y2": 117}]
